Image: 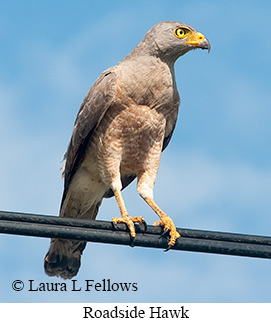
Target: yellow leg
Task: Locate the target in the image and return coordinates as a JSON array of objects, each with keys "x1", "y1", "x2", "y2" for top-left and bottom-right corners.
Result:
[
  {"x1": 144, "y1": 197, "x2": 180, "y2": 247},
  {"x1": 112, "y1": 189, "x2": 145, "y2": 238}
]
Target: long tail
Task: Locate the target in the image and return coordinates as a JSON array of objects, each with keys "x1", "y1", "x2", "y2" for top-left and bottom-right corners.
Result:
[
  {"x1": 44, "y1": 198, "x2": 101, "y2": 279},
  {"x1": 44, "y1": 239, "x2": 87, "y2": 279}
]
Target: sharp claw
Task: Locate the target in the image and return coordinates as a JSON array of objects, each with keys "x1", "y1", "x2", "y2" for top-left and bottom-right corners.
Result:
[
  {"x1": 112, "y1": 216, "x2": 146, "y2": 247},
  {"x1": 112, "y1": 221, "x2": 119, "y2": 231},
  {"x1": 130, "y1": 236, "x2": 135, "y2": 247},
  {"x1": 160, "y1": 228, "x2": 170, "y2": 239},
  {"x1": 142, "y1": 220, "x2": 148, "y2": 232},
  {"x1": 164, "y1": 244, "x2": 172, "y2": 252}
]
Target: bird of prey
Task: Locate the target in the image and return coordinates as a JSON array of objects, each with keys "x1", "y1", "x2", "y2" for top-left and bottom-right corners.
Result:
[{"x1": 44, "y1": 21, "x2": 210, "y2": 279}]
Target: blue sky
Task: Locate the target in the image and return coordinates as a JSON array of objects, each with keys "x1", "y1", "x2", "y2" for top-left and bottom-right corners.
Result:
[{"x1": 0, "y1": 0, "x2": 271, "y2": 302}]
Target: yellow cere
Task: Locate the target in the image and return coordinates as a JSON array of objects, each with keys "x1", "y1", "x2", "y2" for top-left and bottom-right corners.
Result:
[{"x1": 185, "y1": 32, "x2": 205, "y2": 45}]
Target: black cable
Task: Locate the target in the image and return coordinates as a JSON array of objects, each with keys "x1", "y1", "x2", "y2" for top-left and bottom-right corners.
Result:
[{"x1": 0, "y1": 210, "x2": 271, "y2": 259}]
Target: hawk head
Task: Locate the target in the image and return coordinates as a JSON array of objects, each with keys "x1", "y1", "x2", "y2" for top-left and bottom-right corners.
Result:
[{"x1": 138, "y1": 21, "x2": 210, "y2": 61}]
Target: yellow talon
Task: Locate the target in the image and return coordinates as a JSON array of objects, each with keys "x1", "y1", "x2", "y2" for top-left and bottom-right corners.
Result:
[
  {"x1": 153, "y1": 216, "x2": 180, "y2": 247},
  {"x1": 112, "y1": 215, "x2": 145, "y2": 238}
]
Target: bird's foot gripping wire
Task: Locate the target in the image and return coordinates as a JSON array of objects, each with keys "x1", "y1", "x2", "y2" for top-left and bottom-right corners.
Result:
[
  {"x1": 112, "y1": 215, "x2": 147, "y2": 246},
  {"x1": 153, "y1": 216, "x2": 181, "y2": 251}
]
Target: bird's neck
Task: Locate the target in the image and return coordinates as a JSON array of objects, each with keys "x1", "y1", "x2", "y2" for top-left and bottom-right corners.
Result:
[{"x1": 117, "y1": 55, "x2": 178, "y2": 110}]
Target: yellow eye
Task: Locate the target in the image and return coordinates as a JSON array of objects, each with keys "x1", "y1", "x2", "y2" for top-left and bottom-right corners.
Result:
[{"x1": 175, "y1": 27, "x2": 187, "y2": 39}]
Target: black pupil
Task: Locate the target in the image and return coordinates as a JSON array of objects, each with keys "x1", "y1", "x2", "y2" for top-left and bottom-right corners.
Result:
[{"x1": 175, "y1": 28, "x2": 185, "y2": 38}]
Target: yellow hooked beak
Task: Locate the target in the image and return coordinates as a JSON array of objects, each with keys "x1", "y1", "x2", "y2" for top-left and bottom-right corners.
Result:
[{"x1": 186, "y1": 32, "x2": 211, "y2": 52}]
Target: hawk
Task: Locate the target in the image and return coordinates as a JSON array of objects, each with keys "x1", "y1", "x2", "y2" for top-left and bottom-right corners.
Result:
[{"x1": 44, "y1": 21, "x2": 210, "y2": 279}]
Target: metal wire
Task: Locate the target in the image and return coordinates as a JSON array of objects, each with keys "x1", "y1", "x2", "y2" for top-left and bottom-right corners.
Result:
[{"x1": 1, "y1": 210, "x2": 271, "y2": 259}]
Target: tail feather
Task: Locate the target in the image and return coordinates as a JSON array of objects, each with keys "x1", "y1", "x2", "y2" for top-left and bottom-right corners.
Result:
[
  {"x1": 44, "y1": 239, "x2": 86, "y2": 279},
  {"x1": 44, "y1": 199, "x2": 102, "y2": 279}
]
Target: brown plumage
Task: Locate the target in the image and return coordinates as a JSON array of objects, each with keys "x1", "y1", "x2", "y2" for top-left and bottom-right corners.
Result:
[{"x1": 44, "y1": 21, "x2": 210, "y2": 279}]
